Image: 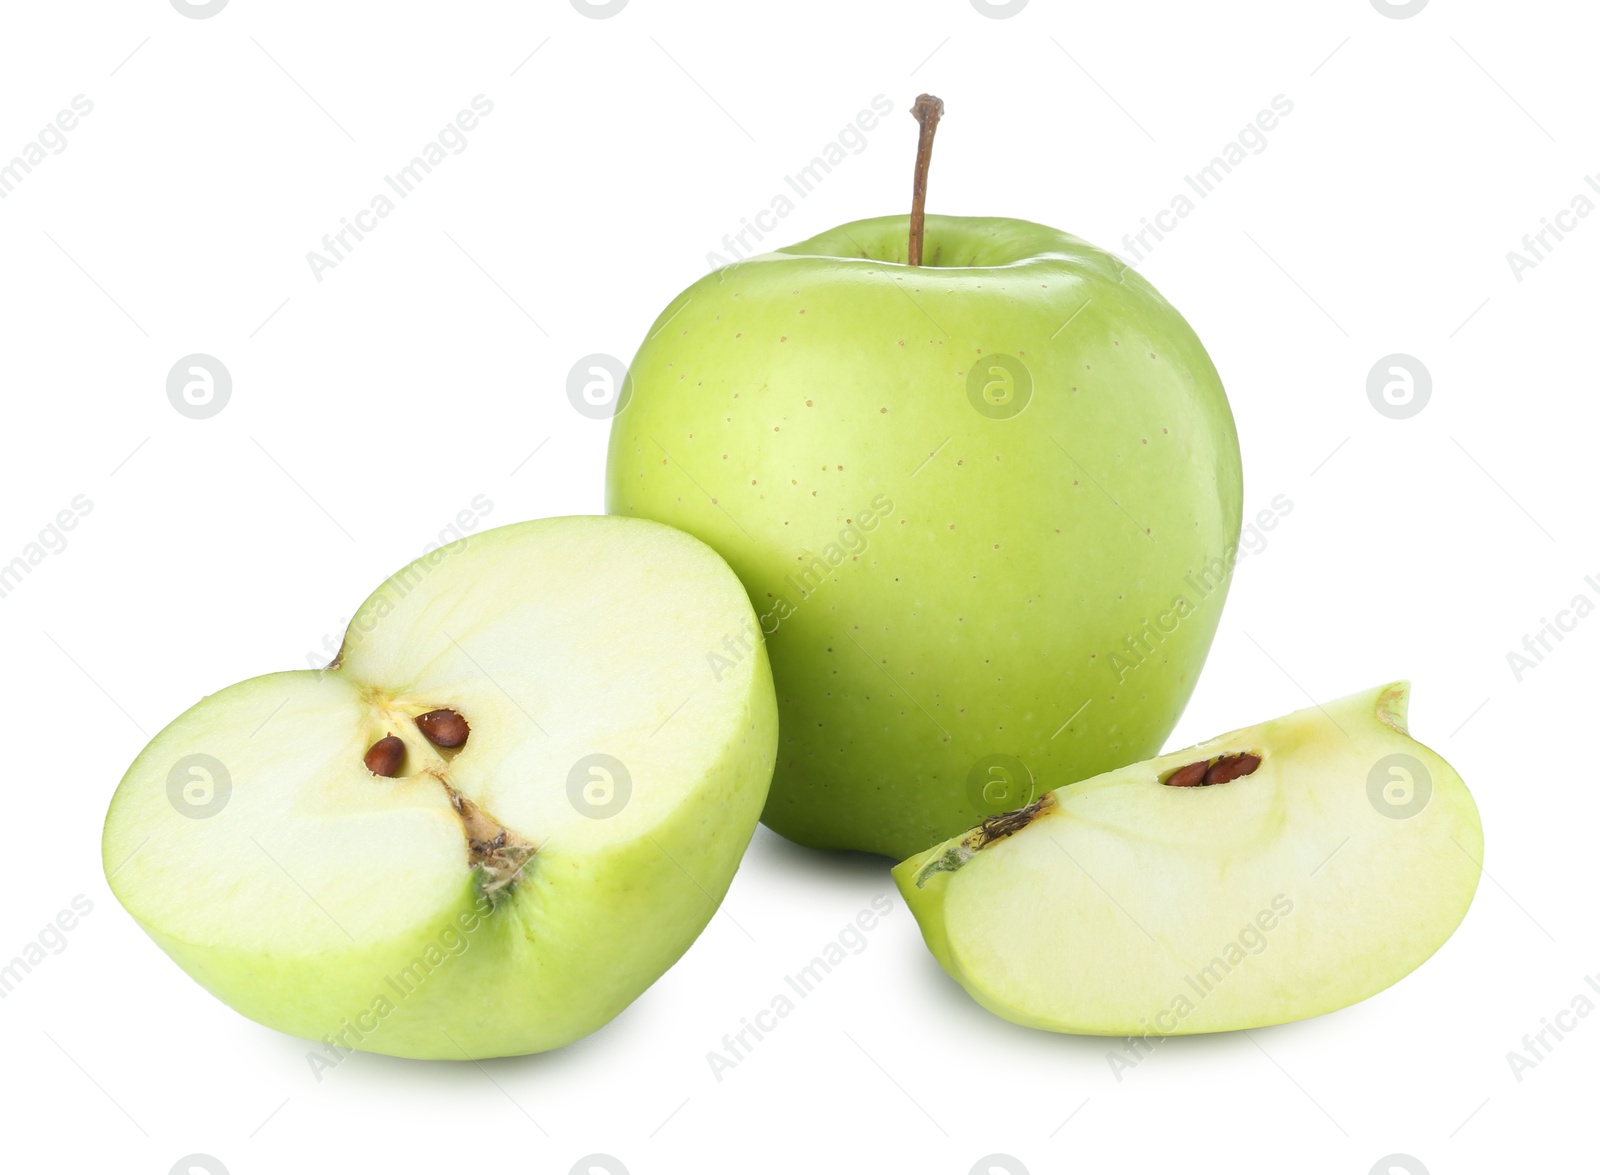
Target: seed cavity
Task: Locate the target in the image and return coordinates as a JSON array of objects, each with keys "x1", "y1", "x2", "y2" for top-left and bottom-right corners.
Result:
[
  {"x1": 364, "y1": 735, "x2": 405, "y2": 777},
  {"x1": 913, "y1": 793, "x2": 1057, "y2": 887},
  {"x1": 1162, "y1": 751, "x2": 1262, "y2": 788},
  {"x1": 970, "y1": 793, "x2": 1056, "y2": 848},
  {"x1": 416, "y1": 708, "x2": 470, "y2": 748}
]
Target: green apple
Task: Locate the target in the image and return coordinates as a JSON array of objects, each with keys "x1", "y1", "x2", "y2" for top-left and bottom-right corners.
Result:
[
  {"x1": 102, "y1": 516, "x2": 777, "y2": 1060},
  {"x1": 607, "y1": 210, "x2": 1242, "y2": 858},
  {"x1": 893, "y1": 683, "x2": 1482, "y2": 1035}
]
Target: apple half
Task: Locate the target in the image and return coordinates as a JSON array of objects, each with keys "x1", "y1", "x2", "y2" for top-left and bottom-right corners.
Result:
[
  {"x1": 103, "y1": 516, "x2": 778, "y2": 1059},
  {"x1": 893, "y1": 684, "x2": 1482, "y2": 1035}
]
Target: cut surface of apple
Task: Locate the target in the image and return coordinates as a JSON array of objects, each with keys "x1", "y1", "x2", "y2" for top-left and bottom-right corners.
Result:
[
  {"x1": 892, "y1": 684, "x2": 1482, "y2": 1036},
  {"x1": 103, "y1": 516, "x2": 778, "y2": 1059}
]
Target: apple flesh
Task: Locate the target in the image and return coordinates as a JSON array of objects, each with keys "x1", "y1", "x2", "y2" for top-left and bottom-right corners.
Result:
[
  {"x1": 102, "y1": 516, "x2": 778, "y2": 1059},
  {"x1": 893, "y1": 683, "x2": 1482, "y2": 1035},
  {"x1": 608, "y1": 214, "x2": 1242, "y2": 859}
]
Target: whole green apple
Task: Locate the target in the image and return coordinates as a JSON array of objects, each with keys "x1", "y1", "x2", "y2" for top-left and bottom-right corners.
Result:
[{"x1": 607, "y1": 199, "x2": 1242, "y2": 858}]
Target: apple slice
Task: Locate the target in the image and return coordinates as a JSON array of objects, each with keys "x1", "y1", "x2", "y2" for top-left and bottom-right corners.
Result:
[
  {"x1": 893, "y1": 684, "x2": 1482, "y2": 1036},
  {"x1": 103, "y1": 516, "x2": 777, "y2": 1060}
]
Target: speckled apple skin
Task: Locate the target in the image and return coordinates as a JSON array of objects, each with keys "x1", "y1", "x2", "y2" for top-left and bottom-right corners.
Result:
[{"x1": 607, "y1": 216, "x2": 1243, "y2": 860}]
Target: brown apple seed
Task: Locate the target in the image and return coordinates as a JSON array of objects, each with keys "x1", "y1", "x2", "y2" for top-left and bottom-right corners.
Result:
[
  {"x1": 1204, "y1": 753, "x2": 1262, "y2": 785},
  {"x1": 364, "y1": 735, "x2": 406, "y2": 777},
  {"x1": 1163, "y1": 760, "x2": 1210, "y2": 787},
  {"x1": 416, "y1": 708, "x2": 470, "y2": 748}
]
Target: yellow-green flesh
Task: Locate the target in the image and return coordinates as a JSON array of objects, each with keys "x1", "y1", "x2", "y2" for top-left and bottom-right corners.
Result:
[
  {"x1": 103, "y1": 517, "x2": 778, "y2": 1058},
  {"x1": 893, "y1": 684, "x2": 1482, "y2": 1035}
]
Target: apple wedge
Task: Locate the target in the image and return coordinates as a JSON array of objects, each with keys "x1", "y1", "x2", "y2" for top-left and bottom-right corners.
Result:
[
  {"x1": 892, "y1": 684, "x2": 1482, "y2": 1035},
  {"x1": 103, "y1": 516, "x2": 778, "y2": 1060}
]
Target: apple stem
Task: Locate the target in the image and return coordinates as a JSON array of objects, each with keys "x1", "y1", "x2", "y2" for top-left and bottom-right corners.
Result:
[{"x1": 907, "y1": 93, "x2": 944, "y2": 266}]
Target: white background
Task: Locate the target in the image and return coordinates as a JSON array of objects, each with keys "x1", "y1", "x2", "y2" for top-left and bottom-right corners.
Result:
[{"x1": 1, "y1": 0, "x2": 1593, "y2": 1171}]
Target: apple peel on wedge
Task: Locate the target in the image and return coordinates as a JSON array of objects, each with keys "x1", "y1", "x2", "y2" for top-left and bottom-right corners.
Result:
[{"x1": 892, "y1": 683, "x2": 1482, "y2": 1036}]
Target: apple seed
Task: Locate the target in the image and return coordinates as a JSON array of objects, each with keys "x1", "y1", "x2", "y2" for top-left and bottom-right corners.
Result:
[
  {"x1": 1205, "y1": 753, "x2": 1262, "y2": 785},
  {"x1": 1162, "y1": 753, "x2": 1263, "y2": 787},
  {"x1": 416, "y1": 708, "x2": 470, "y2": 748},
  {"x1": 364, "y1": 735, "x2": 405, "y2": 777},
  {"x1": 1163, "y1": 760, "x2": 1209, "y2": 788}
]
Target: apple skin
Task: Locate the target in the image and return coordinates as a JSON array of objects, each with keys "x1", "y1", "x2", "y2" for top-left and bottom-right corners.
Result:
[
  {"x1": 128, "y1": 739, "x2": 766, "y2": 1060},
  {"x1": 892, "y1": 683, "x2": 1483, "y2": 1036},
  {"x1": 608, "y1": 215, "x2": 1242, "y2": 859},
  {"x1": 101, "y1": 517, "x2": 779, "y2": 1059}
]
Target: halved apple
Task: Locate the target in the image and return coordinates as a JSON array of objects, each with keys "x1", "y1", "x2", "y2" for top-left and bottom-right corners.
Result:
[
  {"x1": 103, "y1": 516, "x2": 778, "y2": 1059},
  {"x1": 893, "y1": 684, "x2": 1482, "y2": 1035}
]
